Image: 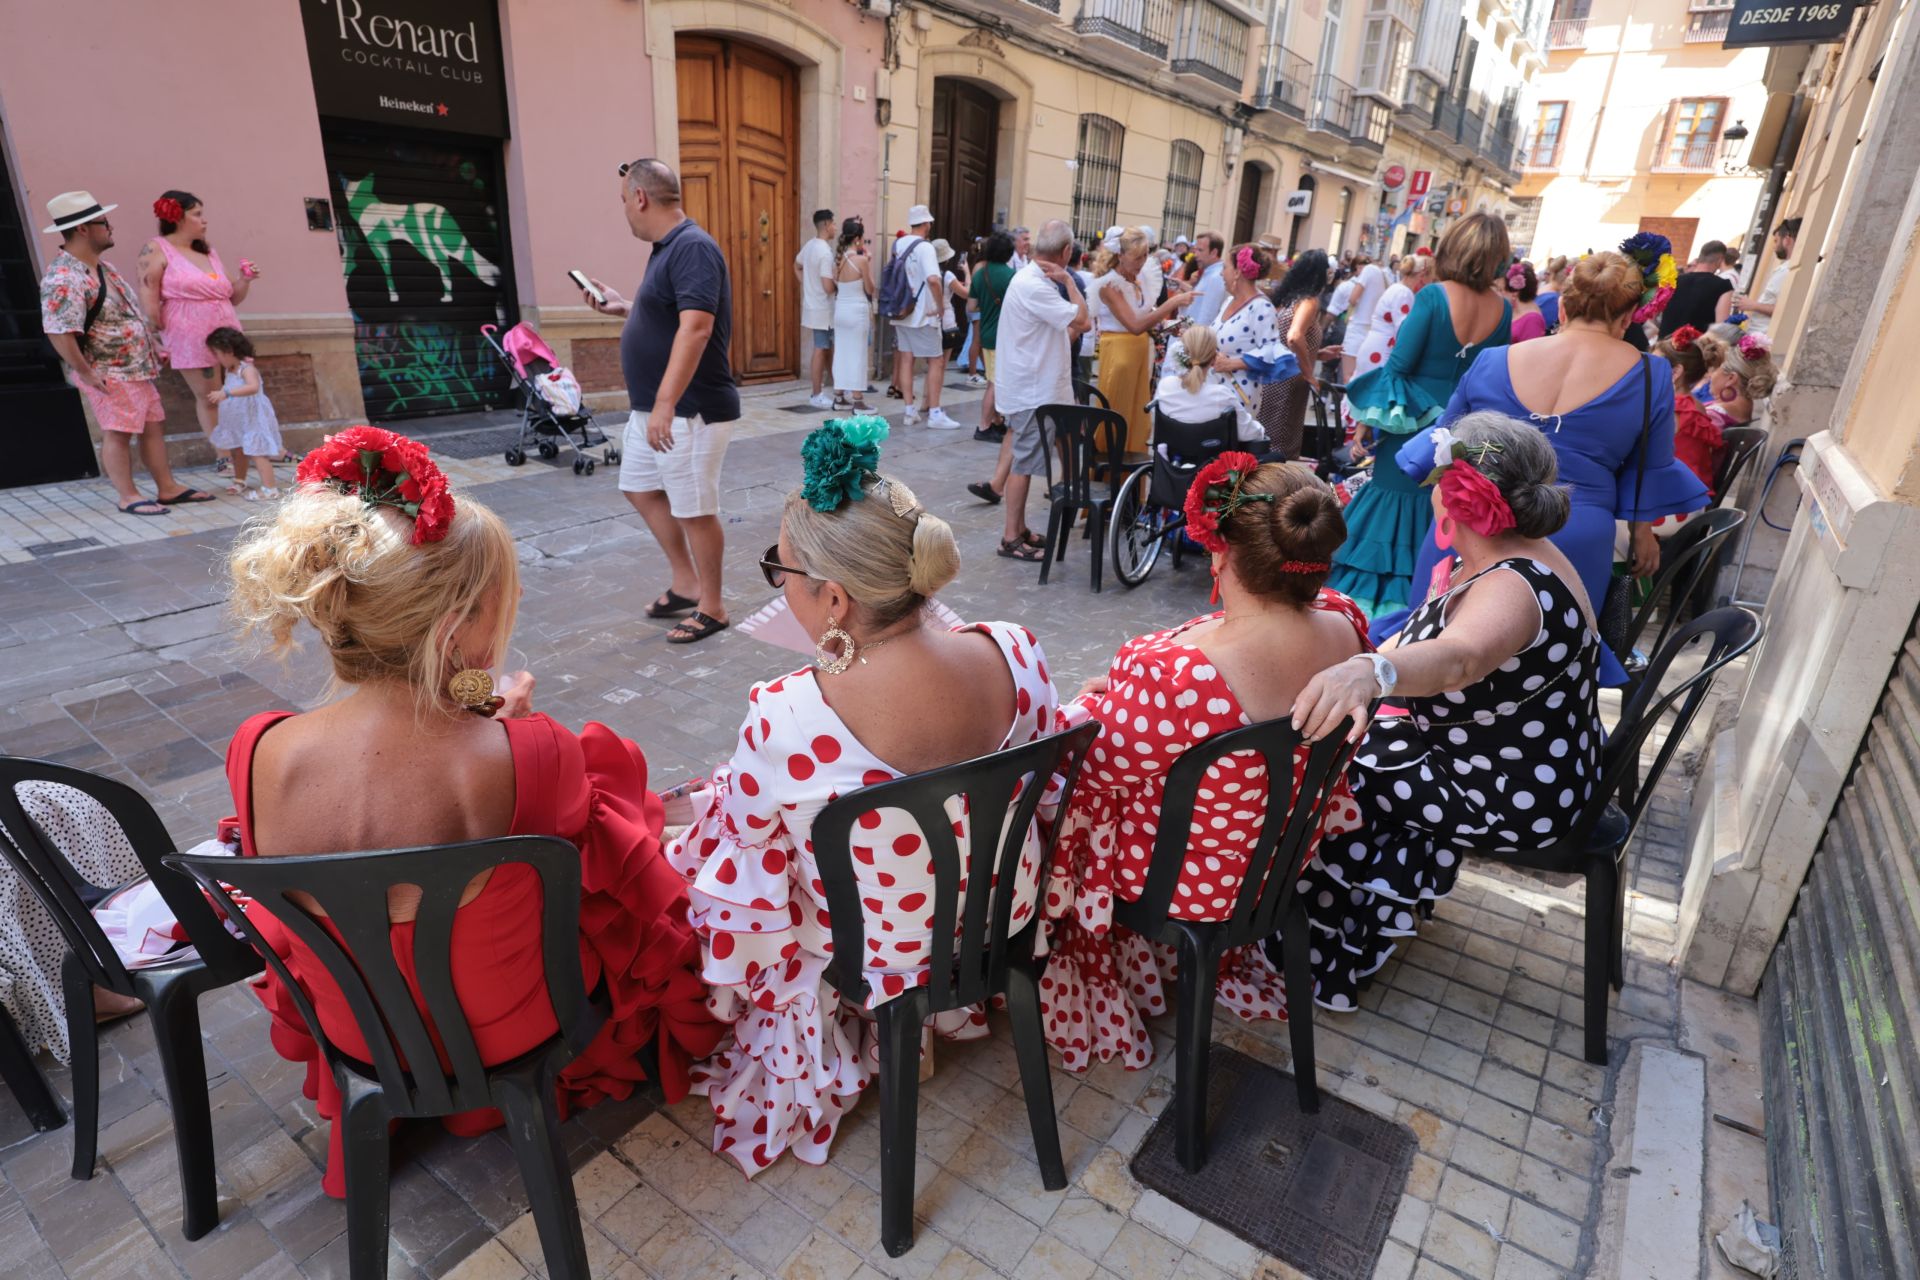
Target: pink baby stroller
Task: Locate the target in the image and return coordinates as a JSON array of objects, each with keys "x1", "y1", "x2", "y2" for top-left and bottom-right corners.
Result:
[{"x1": 480, "y1": 322, "x2": 619, "y2": 475}]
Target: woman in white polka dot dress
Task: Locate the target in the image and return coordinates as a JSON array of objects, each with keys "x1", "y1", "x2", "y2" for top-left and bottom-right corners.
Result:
[
  {"x1": 1042, "y1": 457, "x2": 1366, "y2": 1071},
  {"x1": 1290, "y1": 412, "x2": 1604, "y2": 1011}
]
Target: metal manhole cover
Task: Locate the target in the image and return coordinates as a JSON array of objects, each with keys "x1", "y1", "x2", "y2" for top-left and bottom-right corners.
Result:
[{"x1": 1129, "y1": 1047, "x2": 1416, "y2": 1280}]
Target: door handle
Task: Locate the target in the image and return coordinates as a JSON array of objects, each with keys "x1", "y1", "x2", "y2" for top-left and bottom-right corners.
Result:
[{"x1": 763, "y1": 289, "x2": 773, "y2": 297}]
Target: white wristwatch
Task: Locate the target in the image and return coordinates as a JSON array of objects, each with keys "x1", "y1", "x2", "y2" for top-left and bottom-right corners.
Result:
[{"x1": 1355, "y1": 652, "x2": 1398, "y2": 699}]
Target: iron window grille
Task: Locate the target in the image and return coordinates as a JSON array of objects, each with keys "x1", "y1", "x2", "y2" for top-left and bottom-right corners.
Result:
[
  {"x1": 1072, "y1": 114, "x2": 1126, "y2": 248},
  {"x1": 1162, "y1": 141, "x2": 1205, "y2": 243}
]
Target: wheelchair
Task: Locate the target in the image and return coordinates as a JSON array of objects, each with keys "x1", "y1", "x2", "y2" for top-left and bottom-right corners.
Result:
[{"x1": 1106, "y1": 406, "x2": 1237, "y2": 589}]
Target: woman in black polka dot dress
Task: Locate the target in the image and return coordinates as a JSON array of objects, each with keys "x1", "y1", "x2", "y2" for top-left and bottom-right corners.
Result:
[{"x1": 1288, "y1": 411, "x2": 1605, "y2": 1011}]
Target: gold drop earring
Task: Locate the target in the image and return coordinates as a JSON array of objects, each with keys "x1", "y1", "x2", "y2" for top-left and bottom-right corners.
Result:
[
  {"x1": 447, "y1": 649, "x2": 504, "y2": 716},
  {"x1": 814, "y1": 616, "x2": 856, "y2": 676}
]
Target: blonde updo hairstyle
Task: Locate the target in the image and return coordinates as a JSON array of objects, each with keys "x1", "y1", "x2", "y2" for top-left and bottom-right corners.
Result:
[
  {"x1": 1179, "y1": 324, "x2": 1219, "y2": 394},
  {"x1": 1400, "y1": 251, "x2": 1435, "y2": 284},
  {"x1": 1721, "y1": 342, "x2": 1778, "y2": 400},
  {"x1": 782, "y1": 475, "x2": 959, "y2": 630},
  {"x1": 229, "y1": 486, "x2": 520, "y2": 720},
  {"x1": 1218, "y1": 463, "x2": 1347, "y2": 607},
  {"x1": 1558, "y1": 252, "x2": 1646, "y2": 325},
  {"x1": 1089, "y1": 227, "x2": 1151, "y2": 278}
]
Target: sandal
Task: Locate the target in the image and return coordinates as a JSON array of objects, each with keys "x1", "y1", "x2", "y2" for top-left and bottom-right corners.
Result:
[
  {"x1": 155, "y1": 487, "x2": 217, "y2": 504},
  {"x1": 968, "y1": 481, "x2": 1002, "y2": 505},
  {"x1": 118, "y1": 499, "x2": 171, "y2": 516},
  {"x1": 646, "y1": 589, "x2": 698, "y2": 618},
  {"x1": 666, "y1": 611, "x2": 730, "y2": 645},
  {"x1": 224, "y1": 483, "x2": 244, "y2": 496},
  {"x1": 997, "y1": 536, "x2": 1045, "y2": 562}
]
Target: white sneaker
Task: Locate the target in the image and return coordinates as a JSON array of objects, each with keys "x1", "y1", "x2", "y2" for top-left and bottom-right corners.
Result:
[
  {"x1": 926, "y1": 408, "x2": 962, "y2": 430},
  {"x1": 807, "y1": 392, "x2": 835, "y2": 409},
  {"x1": 903, "y1": 404, "x2": 923, "y2": 424},
  {"x1": 966, "y1": 373, "x2": 986, "y2": 387}
]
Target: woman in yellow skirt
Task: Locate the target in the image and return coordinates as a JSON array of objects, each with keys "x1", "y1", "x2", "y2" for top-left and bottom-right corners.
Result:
[{"x1": 1089, "y1": 228, "x2": 1192, "y2": 453}]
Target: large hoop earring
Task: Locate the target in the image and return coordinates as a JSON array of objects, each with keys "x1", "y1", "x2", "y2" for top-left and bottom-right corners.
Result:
[
  {"x1": 447, "y1": 649, "x2": 503, "y2": 717},
  {"x1": 814, "y1": 617, "x2": 855, "y2": 676}
]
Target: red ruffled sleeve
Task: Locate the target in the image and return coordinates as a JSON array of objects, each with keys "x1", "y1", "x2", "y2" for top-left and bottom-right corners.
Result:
[{"x1": 1673, "y1": 392, "x2": 1725, "y2": 495}]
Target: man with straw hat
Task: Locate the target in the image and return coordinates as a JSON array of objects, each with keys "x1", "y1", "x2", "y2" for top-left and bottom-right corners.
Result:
[{"x1": 38, "y1": 190, "x2": 206, "y2": 514}]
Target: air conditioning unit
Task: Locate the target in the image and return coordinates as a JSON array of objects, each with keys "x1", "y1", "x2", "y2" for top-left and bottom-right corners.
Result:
[{"x1": 1285, "y1": 190, "x2": 1313, "y2": 216}]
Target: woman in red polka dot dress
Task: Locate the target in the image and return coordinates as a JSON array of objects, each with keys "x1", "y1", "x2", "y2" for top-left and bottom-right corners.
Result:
[
  {"x1": 1343, "y1": 253, "x2": 1434, "y2": 455},
  {"x1": 666, "y1": 421, "x2": 1064, "y2": 1175},
  {"x1": 1041, "y1": 457, "x2": 1367, "y2": 1071}
]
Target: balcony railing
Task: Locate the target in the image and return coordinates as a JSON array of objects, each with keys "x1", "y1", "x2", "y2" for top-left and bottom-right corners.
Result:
[
  {"x1": 1485, "y1": 124, "x2": 1521, "y2": 175},
  {"x1": 1435, "y1": 96, "x2": 1465, "y2": 142},
  {"x1": 1462, "y1": 106, "x2": 1488, "y2": 151},
  {"x1": 1309, "y1": 73, "x2": 1357, "y2": 139},
  {"x1": 1522, "y1": 132, "x2": 1560, "y2": 168},
  {"x1": 1684, "y1": 7, "x2": 1731, "y2": 40},
  {"x1": 1547, "y1": 16, "x2": 1587, "y2": 47},
  {"x1": 1254, "y1": 45, "x2": 1313, "y2": 116},
  {"x1": 1666, "y1": 135, "x2": 1716, "y2": 169},
  {"x1": 1170, "y1": 0, "x2": 1250, "y2": 88},
  {"x1": 1075, "y1": 0, "x2": 1176, "y2": 58}
]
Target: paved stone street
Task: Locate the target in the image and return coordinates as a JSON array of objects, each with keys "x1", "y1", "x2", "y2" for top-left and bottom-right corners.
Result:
[{"x1": 0, "y1": 383, "x2": 1723, "y2": 1280}]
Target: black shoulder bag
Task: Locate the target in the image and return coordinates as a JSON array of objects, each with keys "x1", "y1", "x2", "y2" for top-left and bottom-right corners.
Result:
[{"x1": 1598, "y1": 355, "x2": 1652, "y2": 661}]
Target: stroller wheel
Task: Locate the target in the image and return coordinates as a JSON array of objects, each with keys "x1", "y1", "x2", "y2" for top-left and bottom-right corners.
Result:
[
  {"x1": 606, "y1": 448, "x2": 621, "y2": 465},
  {"x1": 573, "y1": 457, "x2": 586, "y2": 475},
  {"x1": 505, "y1": 448, "x2": 526, "y2": 466},
  {"x1": 585, "y1": 460, "x2": 596, "y2": 476},
  {"x1": 538, "y1": 441, "x2": 559, "y2": 460}
]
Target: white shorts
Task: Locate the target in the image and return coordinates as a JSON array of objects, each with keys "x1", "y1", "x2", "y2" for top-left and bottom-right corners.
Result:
[{"x1": 618, "y1": 412, "x2": 734, "y2": 518}]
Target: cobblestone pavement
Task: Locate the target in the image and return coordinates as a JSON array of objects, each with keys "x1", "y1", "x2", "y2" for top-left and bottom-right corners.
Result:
[{"x1": 0, "y1": 383, "x2": 1707, "y2": 1280}]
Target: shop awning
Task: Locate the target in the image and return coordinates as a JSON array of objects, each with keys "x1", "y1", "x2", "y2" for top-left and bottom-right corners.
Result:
[{"x1": 1308, "y1": 161, "x2": 1380, "y2": 188}]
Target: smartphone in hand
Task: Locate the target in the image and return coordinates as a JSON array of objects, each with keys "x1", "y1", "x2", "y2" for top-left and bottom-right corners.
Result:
[{"x1": 568, "y1": 269, "x2": 606, "y2": 306}]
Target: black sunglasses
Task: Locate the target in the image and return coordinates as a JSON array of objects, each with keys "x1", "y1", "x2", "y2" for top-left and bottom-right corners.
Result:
[
  {"x1": 616, "y1": 157, "x2": 660, "y2": 179},
  {"x1": 759, "y1": 544, "x2": 817, "y2": 589}
]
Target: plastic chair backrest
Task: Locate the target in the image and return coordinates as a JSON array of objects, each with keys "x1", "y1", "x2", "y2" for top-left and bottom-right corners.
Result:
[
  {"x1": 1581, "y1": 607, "x2": 1762, "y2": 844},
  {"x1": 810, "y1": 724, "x2": 1100, "y2": 1012},
  {"x1": 1127, "y1": 717, "x2": 1357, "y2": 947},
  {"x1": 1073, "y1": 380, "x2": 1111, "y2": 411},
  {"x1": 1150, "y1": 406, "x2": 1236, "y2": 467},
  {"x1": 1715, "y1": 427, "x2": 1767, "y2": 502},
  {"x1": 0, "y1": 758, "x2": 259, "y2": 995},
  {"x1": 1035, "y1": 404, "x2": 1130, "y2": 505},
  {"x1": 167, "y1": 836, "x2": 596, "y2": 1117},
  {"x1": 1623, "y1": 506, "x2": 1746, "y2": 656}
]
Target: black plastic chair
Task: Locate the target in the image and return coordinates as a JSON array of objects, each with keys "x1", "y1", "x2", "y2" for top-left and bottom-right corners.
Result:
[
  {"x1": 0, "y1": 758, "x2": 262, "y2": 1240},
  {"x1": 168, "y1": 836, "x2": 606, "y2": 1279},
  {"x1": 1621, "y1": 506, "x2": 1746, "y2": 674},
  {"x1": 1465, "y1": 608, "x2": 1761, "y2": 1065},
  {"x1": 1113, "y1": 716, "x2": 1359, "y2": 1173},
  {"x1": 1713, "y1": 426, "x2": 1768, "y2": 507},
  {"x1": 0, "y1": 1002, "x2": 63, "y2": 1132},
  {"x1": 1072, "y1": 379, "x2": 1111, "y2": 411},
  {"x1": 811, "y1": 723, "x2": 1101, "y2": 1257},
  {"x1": 1035, "y1": 403, "x2": 1131, "y2": 591}
]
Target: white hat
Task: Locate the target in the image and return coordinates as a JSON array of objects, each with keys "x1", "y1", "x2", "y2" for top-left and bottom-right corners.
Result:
[
  {"x1": 931, "y1": 238, "x2": 955, "y2": 263},
  {"x1": 1139, "y1": 225, "x2": 1159, "y2": 244},
  {"x1": 41, "y1": 190, "x2": 117, "y2": 234},
  {"x1": 1173, "y1": 234, "x2": 1192, "y2": 246},
  {"x1": 906, "y1": 204, "x2": 934, "y2": 226}
]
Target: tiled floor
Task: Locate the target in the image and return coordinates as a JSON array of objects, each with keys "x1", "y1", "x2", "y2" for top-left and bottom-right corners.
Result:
[{"x1": 0, "y1": 385, "x2": 1719, "y2": 1279}]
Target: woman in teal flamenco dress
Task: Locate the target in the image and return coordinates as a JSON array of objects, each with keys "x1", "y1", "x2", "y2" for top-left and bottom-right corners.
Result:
[{"x1": 1331, "y1": 214, "x2": 1513, "y2": 619}]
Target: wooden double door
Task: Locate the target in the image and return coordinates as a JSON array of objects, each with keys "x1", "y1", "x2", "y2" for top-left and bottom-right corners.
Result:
[
  {"x1": 676, "y1": 36, "x2": 798, "y2": 383},
  {"x1": 929, "y1": 80, "x2": 999, "y2": 256}
]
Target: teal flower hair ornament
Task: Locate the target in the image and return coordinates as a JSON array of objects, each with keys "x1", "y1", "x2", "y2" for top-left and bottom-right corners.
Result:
[{"x1": 800, "y1": 416, "x2": 892, "y2": 512}]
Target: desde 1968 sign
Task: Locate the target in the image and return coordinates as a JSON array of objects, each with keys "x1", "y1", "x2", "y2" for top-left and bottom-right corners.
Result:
[
  {"x1": 301, "y1": 0, "x2": 509, "y2": 137},
  {"x1": 1722, "y1": 0, "x2": 1860, "y2": 46}
]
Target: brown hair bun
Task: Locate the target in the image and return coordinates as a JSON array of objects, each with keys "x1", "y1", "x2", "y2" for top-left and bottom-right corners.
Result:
[
  {"x1": 1559, "y1": 252, "x2": 1646, "y2": 324},
  {"x1": 1220, "y1": 463, "x2": 1347, "y2": 605}
]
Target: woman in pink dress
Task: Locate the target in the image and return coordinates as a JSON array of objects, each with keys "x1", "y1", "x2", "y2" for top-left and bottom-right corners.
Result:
[
  {"x1": 667, "y1": 420, "x2": 1064, "y2": 1175},
  {"x1": 1505, "y1": 261, "x2": 1547, "y2": 343},
  {"x1": 1041, "y1": 456, "x2": 1367, "y2": 1070},
  {"x1": 137, "y1": 190, "x2": 252, "y2": 455}
]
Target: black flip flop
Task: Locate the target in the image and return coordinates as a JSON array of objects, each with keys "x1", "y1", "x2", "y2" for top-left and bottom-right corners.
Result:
[
  {"x1": 646, "y1": 589, "x2": 698, "y2": 619},
  {"x1": 156, "y1": 487, "x2": 217, "y2": 504},
  {"x1": 666, "y1": 611, "x2": 730, "y2": 645},
  {"x1": 118, "y1": 499, "x2": 171, "y2": 517}
]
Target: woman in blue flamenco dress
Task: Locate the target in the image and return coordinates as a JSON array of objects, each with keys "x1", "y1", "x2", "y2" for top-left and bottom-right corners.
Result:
[
  {"x1": 1331, "y1": 214, "x2": 1513, "y2": 619},
  {"x1": 1385, "y1": 243, "x2": 1708, "y2": 686}
]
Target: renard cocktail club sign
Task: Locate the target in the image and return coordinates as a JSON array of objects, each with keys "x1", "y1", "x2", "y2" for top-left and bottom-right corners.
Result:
[{"x1": 300, "y1": 0, "x2": 510, "y2": 137}]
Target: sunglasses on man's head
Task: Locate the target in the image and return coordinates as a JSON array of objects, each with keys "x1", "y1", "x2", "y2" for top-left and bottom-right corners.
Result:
[{"x1": 759, "y1": 545, "x2": 817, "y2": 589}]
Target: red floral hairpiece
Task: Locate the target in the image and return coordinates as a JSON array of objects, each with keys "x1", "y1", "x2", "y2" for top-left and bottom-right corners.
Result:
[
  {"x1": 153, "y1": 197, "x2": 185, "y2": 224},
  {"x1": 1183, "y1": 451, "x2": 1271, "y2": 554},
  {"x1": 1438, "y1": 461, "x2": 1516, "y2": 538},
  {"x1": 1279, "y1": 560, "x2": 1331, "y2": 574},
  {"x1": 1669, "y1": 324, "x2": 1702, "y2": 351},
  {"x1": 295, "y1": 426, "x2": 454, "y2": 545}
]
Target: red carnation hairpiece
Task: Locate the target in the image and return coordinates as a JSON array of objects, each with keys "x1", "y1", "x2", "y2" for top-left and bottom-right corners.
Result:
[
  {"x1": 1669, "y1": 324, "x2": 1702, "y2": 351},
  {"x1": 153, "y1": 197, "x2": 185, "y2": 224},
  {"x1": 295, "y1": 426, "x2": 454, "y2": 545},
  {"x1": 1182, "y1": 451, "x2": 1270, "y2": 554}
]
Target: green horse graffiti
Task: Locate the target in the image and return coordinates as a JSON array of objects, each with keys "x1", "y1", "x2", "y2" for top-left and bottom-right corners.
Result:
[{"x1": 340, "y1": 174, "x2": 501, "y2": 304}]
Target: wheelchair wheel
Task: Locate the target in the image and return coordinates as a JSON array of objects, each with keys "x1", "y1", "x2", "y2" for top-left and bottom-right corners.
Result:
[
  {"x1": 585, "y1": 460, "x2": 595, "y2": 476},
  {"x1": 1109, "y1": 463, "x2": 1165, "y2": 588},
  {"x1": 505, "y1": 448, "x2": 526, "y2": 466}
]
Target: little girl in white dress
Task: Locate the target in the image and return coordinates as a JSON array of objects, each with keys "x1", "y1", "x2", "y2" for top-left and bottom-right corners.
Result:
[{"x1": 205, "y1": 326, "x2": 284, "y2": 500}]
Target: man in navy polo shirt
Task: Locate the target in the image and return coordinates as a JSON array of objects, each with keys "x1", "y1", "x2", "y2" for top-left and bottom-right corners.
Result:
[{"x1": 584, "y1": 158, "x2": 740, "y2": 644}]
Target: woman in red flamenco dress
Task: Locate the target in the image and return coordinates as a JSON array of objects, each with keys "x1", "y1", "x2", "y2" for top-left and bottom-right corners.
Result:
[{"x1": 219, "y1": 428, "x2": 723, "y2": 1198}]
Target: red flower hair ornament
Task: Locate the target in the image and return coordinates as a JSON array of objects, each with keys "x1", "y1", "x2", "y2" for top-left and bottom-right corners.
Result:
[
  {"x1": 295, "y1": 426, "x2": 455, "y2": 545},
  {"x1": 153, "y1": 197, "x2": 185, "y2": 223},
  {"x1": 1421, "y1": 427, "x2": 1516, "y2": 538},
  {"x1": 1669, "y1": 324, "x2": 1702, "y2": 351},
  {"x1": 1183, "y1": 451, "x2": 1274, "y2": 555}
]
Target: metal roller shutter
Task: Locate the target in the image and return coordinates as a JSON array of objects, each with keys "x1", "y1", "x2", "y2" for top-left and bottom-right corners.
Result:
[
  {"x1": 323, "y1": 127, "x2": 515, "y2": 419},
  {"x1": 1762, "y1": 615, "x2": 1920, "y2": 1279}
]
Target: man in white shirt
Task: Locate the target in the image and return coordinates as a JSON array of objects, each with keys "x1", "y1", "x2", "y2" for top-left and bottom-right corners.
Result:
[
  {"x1": 1010, "y1": 226, "x2": 1032, "y2": 272},
  {"x1": 891, "y1": 204, "x2": 960, "y2": 429},
  {"x1": 1340, "y1": 258, "x2": 1390, "y2": 382},
  {"x1": 1182, "y1": 232, "x2": 1227, "y2": 327},
  {"x1": 993, "y1": 218, "x2": 1091, "y2": 558},
  {"x1": 1734, "y1": 217, "x2": 1798, "y2": 336},
  {"x1": 795, "y1": 208, "x2": 837, "y2": 408},
  {"x1": 1715, "y1": 243, "x2": 1741, "y2": 287}
]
